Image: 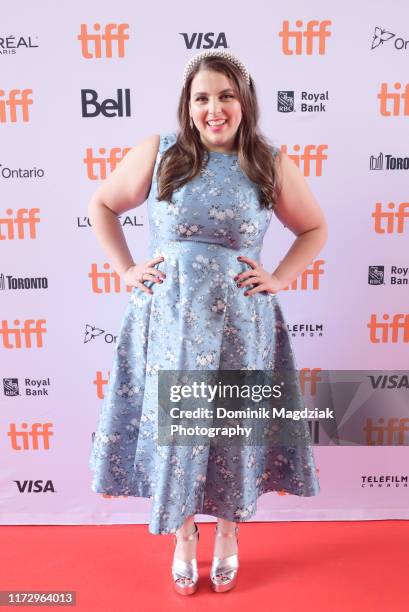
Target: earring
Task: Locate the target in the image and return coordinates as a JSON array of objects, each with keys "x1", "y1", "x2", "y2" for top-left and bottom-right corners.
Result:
[{"x1": 189, "y1": 116, "x2": 193, "y2": 129}]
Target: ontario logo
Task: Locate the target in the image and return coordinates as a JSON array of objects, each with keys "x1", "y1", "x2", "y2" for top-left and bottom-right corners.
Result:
[
  {"x1": 371, "y1": 26, "x2": 409, "y2": 51},
  {"x1": 84, "y1": 324, "x2": 118, "y2": 344}
]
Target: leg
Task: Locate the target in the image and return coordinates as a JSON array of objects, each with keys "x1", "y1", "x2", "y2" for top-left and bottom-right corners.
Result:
[
  {"x1": 213, "y1": 517, "x2": 238, "y2": 559},
  {"x1": 173, "y1": 514, "x2": 199, "y2": 588}
]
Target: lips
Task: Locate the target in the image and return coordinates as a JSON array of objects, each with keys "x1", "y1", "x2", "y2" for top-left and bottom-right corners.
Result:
[{"x1": 207, "y1": 119, "x2": 227, "y2": 126}]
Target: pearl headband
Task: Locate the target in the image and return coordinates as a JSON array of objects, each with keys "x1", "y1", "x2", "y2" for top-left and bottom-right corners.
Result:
[{"x1": 182, "y1": 50, "x2": 251, "y2": 88}]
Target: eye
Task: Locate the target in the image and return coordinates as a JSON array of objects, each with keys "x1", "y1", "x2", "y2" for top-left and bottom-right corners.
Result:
[{"x1": 195, "y1": 94, "x2": 234, "y2": 102}]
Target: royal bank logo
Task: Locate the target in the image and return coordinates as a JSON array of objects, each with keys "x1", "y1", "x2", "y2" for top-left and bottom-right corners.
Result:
[
  {"x1": 179, "y1": 32, "x2": 228, "y2": 49},
  {"x1": 277, "y1": 90, "x2": 329, "y2": 113},
  {"x1": 368, "y1": 266, "x2": 384, "y2": 285},
  {"x1": 368, "y1": 265, "x2": 408, "y2": 286},
  {"x1": 369, "y1": 152, "x2": 409, "y2": 170},
  {"x1": 3, "y1": 378, "x2": 19, "y2": 396},
  {"x1": 371, "y1": 26, "x2": 409, "y2": 51}
]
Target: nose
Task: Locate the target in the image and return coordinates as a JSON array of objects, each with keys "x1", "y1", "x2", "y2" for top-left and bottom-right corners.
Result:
[{"x1": 207, "y1": 97, "x2": 223, "y2": 116}]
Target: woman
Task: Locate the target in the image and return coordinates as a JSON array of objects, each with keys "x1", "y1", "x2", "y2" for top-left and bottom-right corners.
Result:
[{"x1": 89, "y1": 50, "x2": 327, "y2": 595}]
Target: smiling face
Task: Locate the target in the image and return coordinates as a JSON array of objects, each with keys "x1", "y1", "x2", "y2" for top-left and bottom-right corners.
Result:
[{"x1": 189, "y1": 69, "x2": 243, "y2": 153}]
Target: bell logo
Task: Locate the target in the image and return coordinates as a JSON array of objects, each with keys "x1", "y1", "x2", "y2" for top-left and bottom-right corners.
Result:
[
  {"x1": 0, "y1": 208, "x2": 40, "y2": 240},
  {"x1": 299, "y1": 368, "x2": 322, "y2": 395},
  {"x1": 77, "y1": 23, "x2": 129, "y2": 58},
  {"x1": 378, "y1": 82, "x2": 409, "y2": 116},
  {"x1": 282, "y1": 260, "x2": 325, "y2": 290},
  {"x1": 88, "y1": 263, "x2": 133, "y2": 293},
  {"x1": 372, "y1": 202, "x2": 409, "y2": 233},
  {"x1": 84, "y1": 147, "x2": 131, "y2": 180},
  {"x1": 279, "y1": 20, "x2": 332, "y2": 55},
  {"x1": 0, "y1": 319, "x2": 47, "y2": 348},
  {"x1": 8, "y1": 422, "x2": 53, "y2": 450},
  {"x1": 0, "y1": 89, "x2": 33, "y2": 122},
  {"x1": 367, "y1": 313, "x2": 409, "y2": 343},
  {"x1": 81, "y1": 89, "x2": 131, "y2": 118},
  {"x1": 93, "y1": 371, "x2": 110, "y2": 399},
  {"x1": 280, "y1": 145, "x2": 327, "y2": 176}
]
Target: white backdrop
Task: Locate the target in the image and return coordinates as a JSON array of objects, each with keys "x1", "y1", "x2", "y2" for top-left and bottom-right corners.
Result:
[{"x1": 1, "y1": 0, "x2": 408, "y2": 524}]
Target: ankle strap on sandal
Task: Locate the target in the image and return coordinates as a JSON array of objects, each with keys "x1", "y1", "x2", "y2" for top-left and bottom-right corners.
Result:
[
  {"x1": 215, "y1": 525, "x2": 239, "y2": 538},
  {"x1": 175, "y1": 522, "x2": 199, "y2": 542}
]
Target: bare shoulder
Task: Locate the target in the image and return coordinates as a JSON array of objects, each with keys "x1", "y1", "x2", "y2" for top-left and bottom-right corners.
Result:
[
  {"x1": 273, "y1": 150, "x2": 326, "y2": 235},
  {"x1": 92, "y1": 134, "x2": 160, "y2": 215}
]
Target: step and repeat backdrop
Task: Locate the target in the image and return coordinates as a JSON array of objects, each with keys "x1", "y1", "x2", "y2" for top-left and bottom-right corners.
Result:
[{"x1": 1, "y1": 1, "x2": 408, "y2": 524}]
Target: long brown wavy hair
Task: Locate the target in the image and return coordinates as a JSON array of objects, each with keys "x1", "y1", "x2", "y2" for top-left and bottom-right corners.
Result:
[{"x1": 156, "y1": 55, "x2": 282, "y2": 210}]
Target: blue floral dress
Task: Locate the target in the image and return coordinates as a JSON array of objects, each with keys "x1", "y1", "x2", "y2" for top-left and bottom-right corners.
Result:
[{"x1": 89, "y1": 132, "x2": 320, "y2": 534}]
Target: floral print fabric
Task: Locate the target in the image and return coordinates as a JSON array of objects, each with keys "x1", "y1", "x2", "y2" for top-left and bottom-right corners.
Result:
[{"x1": 89, "y1": 132, "x2": 320, "y2": 534}]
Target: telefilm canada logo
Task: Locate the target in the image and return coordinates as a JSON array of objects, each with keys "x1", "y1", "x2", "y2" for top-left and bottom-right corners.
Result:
[
  {"x1": 287, "y1": 322, "x2": 324, "y2": 338},
  {"x1": 361, "y1": 474, "x2": 408, "y2": 488},
  {"x1": 277, "y1": 90, "x2": 329, "y2": 113},
  {"x1": 0, "y1": 34, "x2": 38, "y2": 55},
  {"x1": 368, "y1": 265, "x2": 408, "y2": 286},
  {"x1": 371, "y1": 26, "x2": 409, "y2": 51},
  {"x1": 369, "y1": 152, "x2": 409, "y2": 170},
  {"x1": 179, "y1": 32, "x2": 228, "y2": 49},
  {"x1": 84, "y1": 324, "x2": 118, "y2": 344},
  {"x1": 0, "y1": 273, "x2": 48, "y2": 291}
]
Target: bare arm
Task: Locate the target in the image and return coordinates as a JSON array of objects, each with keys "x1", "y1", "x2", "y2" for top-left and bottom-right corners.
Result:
[
  {"x1": 88, "y1": 134, "x2": 160, "y2": 276},
  {"x1": 271, "y1": 152, "x2": 328, "y2": 287}
]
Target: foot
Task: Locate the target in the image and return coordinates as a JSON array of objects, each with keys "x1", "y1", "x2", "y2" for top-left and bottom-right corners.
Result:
[
  {"x1": 213, "y1": 522, "x2": 238, "y2": 561},
  {"x1": 173, "y1": 522, "x2": 199, "y2": 587}
]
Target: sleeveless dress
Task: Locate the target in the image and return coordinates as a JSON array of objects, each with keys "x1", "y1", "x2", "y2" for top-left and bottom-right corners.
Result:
[{"x1": 89, "y1": 132, "x2": 320, "y2": 534}]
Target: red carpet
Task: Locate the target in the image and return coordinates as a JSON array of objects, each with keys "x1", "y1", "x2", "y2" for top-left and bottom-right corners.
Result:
[{"x1": 1, "y1": 520, "x2": 407, "y2": 611}]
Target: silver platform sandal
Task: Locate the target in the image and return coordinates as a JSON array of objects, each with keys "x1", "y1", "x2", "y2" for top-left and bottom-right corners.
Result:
[
  {"x1": 210, "y1": 525, "x2": 239, "y2": 593},
  {"x1": 172, "y1": 522, "x2": 199, "y2": 596}
]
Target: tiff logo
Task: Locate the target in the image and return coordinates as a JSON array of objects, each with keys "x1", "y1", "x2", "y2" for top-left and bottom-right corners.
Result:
[
  {"x1": 77, "y1": 23, "x2": 129, "y2": 58},
  {"x1": 0, "y1": 89, "x2": 33, "y2": 122},
  {"x1": 84, "y1": 147, "x2": 131, "y2": 180},
  {"x1": 367, "y1": 313, "x2": 409, "y2": 343},
  {"x1": 0, "y1": 208, "x2": 40, "y2": 240},
  {"x1": 371, "y1": 202, "x2": 409, "y2": 233},
  {"x1": 282, "y1": 260, "x2": 325, "y2": 290},
  {"x1": 378, "y1": 82, "x2": 409, "y2": 116},
  {"x1": 8, "y1": 422, "x2": 53, "y2": 450},
  {"x1": 364, "y1": 418, "x2": 409, "y2": 445},
  {"x1": 280, "y1": 145, "x2": 328, "y2": 176},
  {"x1": 279, "y1": 20, "x2": 332, "y2": 55},
  {"x1": 88, "y1": 263, "x2": 133, "y2": 293},
  {"x1": 299, "y1": 368, "x2": 322, "y2": 395},
  {"x1": 93, "y1": 371, "x2": 110, "y2": 399},
  {"x1": 0, "y1": 320, "x2": 47, "y2": 348}
]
